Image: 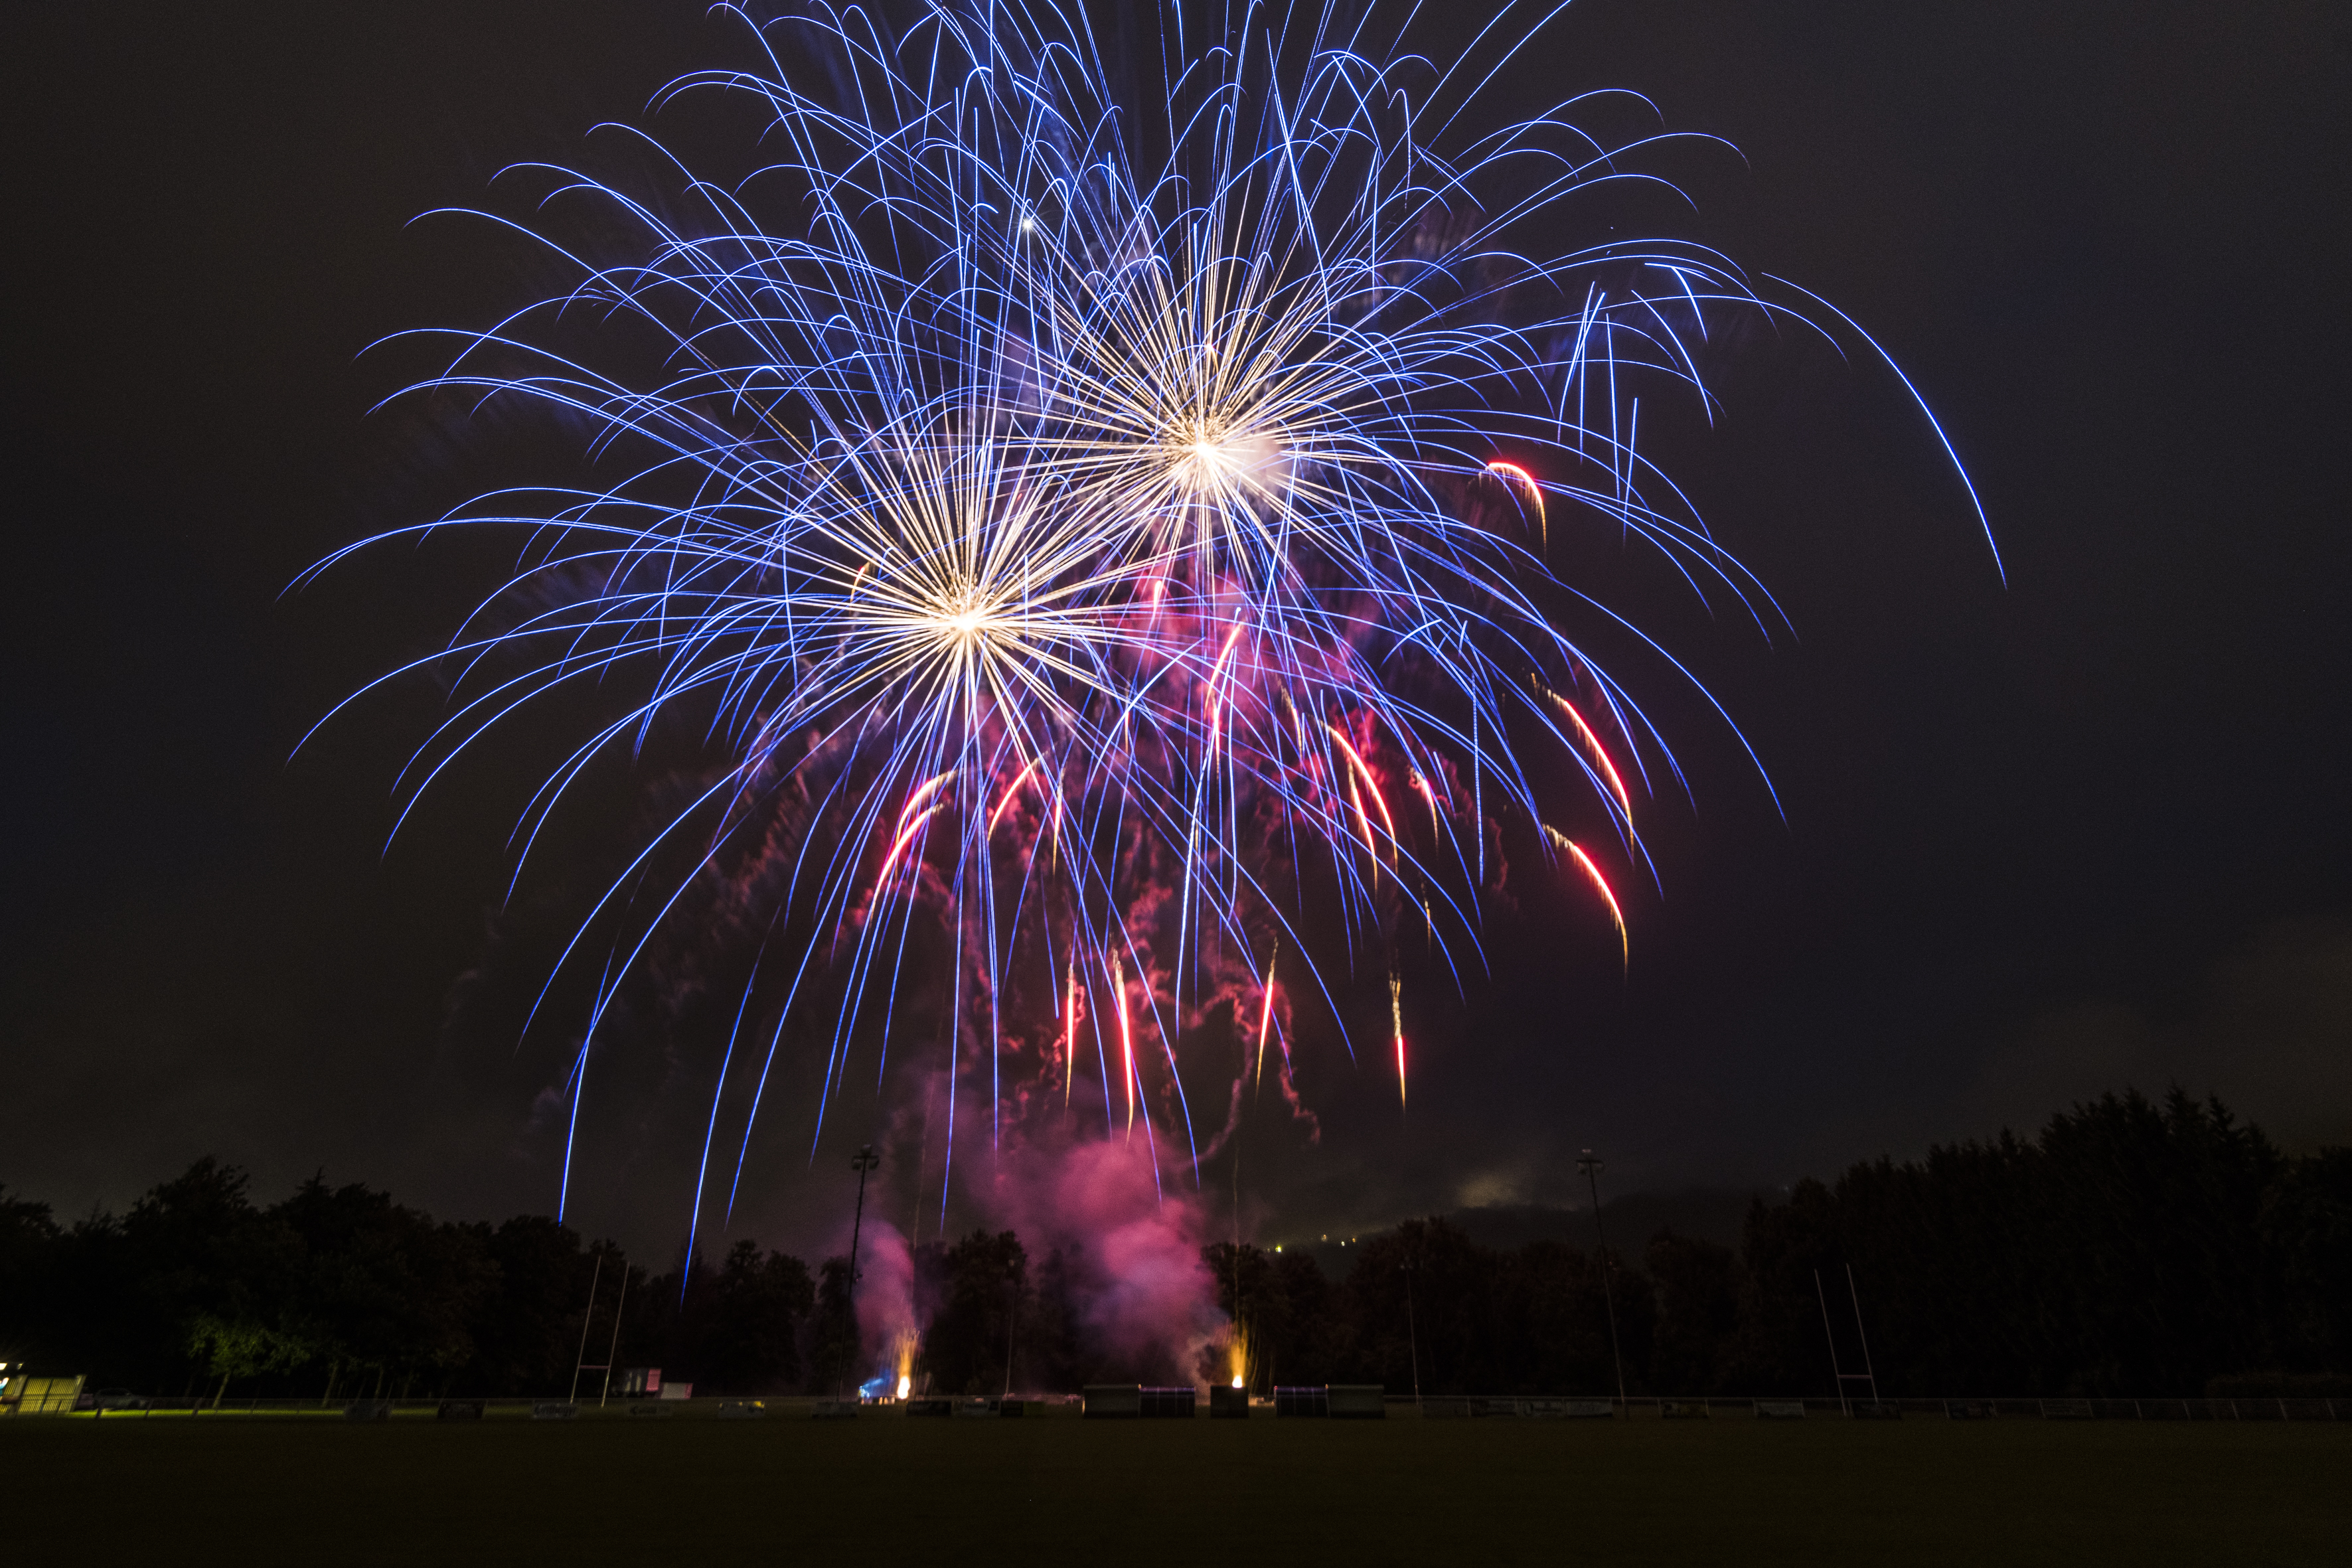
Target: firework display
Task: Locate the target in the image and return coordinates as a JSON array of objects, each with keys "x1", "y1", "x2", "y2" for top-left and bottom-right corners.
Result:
[{"x1": 307, "y1": 0, "x2": 1985, "y2": 1219}]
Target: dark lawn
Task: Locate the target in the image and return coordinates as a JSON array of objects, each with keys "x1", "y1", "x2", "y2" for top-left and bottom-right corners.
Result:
[{"x1": 4, "y1": 1409, "x2": 2341, "y2": 1565}]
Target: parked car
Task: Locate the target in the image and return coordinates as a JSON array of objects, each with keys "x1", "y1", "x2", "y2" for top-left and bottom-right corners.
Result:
[{"x1": 90, "y1": 1388, "x2": 152, "y2": 1411}]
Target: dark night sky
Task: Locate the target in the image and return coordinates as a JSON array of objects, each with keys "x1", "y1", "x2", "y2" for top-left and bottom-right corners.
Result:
[{"x1": 5, "y1": 1, "x2": 2347, "y2": 1261}]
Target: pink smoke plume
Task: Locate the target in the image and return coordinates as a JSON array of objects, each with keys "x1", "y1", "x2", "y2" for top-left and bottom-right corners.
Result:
[
  {"x1": 847, "y1": 1219, "x2": 917, "y2": 1370},
  {"x1": 964, "y1": 1135, "x2": 1224, "y2": 1383}
]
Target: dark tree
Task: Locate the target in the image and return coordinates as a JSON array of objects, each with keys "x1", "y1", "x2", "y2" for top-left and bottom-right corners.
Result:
[
  {"x1": 1261, "y1": 1248, "x2": 1337, "y2": 1385},
  {"x1": 807, "y1": 1255, "x2": 860, "y2": 1393},
  {"x1": 641, "y1": 1240, "x2": 815, "y2": 1393},
  {"x1": 456, "y1": 1215, "x2": 594, "y2": 1397},
  {"x1": 916, "y1": 1229, "x2": 1027, "y2": 1395},
  {"x1": 273, "y1": 1174, "x2": 493, "y2": 1399},
  {"x1": 705, "y1": 1241, "x2": 816, "y2": 1390},
  {"x1": 1024, "y1": 1243, "x2": 1096, "y2": 1391},
  {"x1": 118, "y1": 1160, "x2": 309, "y2": 1398},
  {"x1": 1727, "y1": 1089, "x2": 2310, "y2": 1397},
  {"x1": 2264, "y1": 1147, "x2": 2352, "y2": 1373},
  {"x1": 0, "y1": 1187, "x2": 61, "y2": 1366},
  {"x1": 1646, "y1": 1230, "x2": 1741, "y2": 1395}
]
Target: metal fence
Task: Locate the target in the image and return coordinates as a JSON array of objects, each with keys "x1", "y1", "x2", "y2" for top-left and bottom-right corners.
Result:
[
  {"x1": 5, "y1": 1391, "x2": 2343, "y2": 1421},
  {"x1": 1403, "y1": 1395, "x2": 2345, "y2": 1421}
]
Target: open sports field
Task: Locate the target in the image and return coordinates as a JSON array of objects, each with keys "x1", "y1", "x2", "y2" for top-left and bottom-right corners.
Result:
[{"x1": 4, "y1": 1406, "x2": 2341, "y2": 1565}]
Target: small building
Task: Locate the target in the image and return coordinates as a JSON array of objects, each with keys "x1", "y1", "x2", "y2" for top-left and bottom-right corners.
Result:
[{"x1": 3, "y1": 1375, "x2": 84, "y2": 1415}]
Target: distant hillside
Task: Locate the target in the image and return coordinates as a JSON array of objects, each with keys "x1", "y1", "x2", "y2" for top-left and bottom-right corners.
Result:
[
  {"x1": 1285, "y1": 1188, "x2": 1772, "y2": 1275},
  {"x1": 1446, "y1": 1188, "x2": 1772, "y2": 1253}
]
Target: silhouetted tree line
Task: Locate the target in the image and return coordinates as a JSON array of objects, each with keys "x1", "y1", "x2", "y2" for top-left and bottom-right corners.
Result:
[
  {"x1": 0, "y1": 1163, "x2": 818, "y2": 1399},
  {"x1": 1208, "y1": 1091, "x2": 2352, "y2": 1398},
  {"x1": 4, "y1": 1089, "x2": 2345, "y2": 1398},
  {"x1": 802, "y1": 1089, "x2": 2352, "y2": 1399}
]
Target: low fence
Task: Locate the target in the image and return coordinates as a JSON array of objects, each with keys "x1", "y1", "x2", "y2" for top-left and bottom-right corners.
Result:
[
  {"x1": 0, "y1": 1395, "x2": 751, "y2": 1421},
  {"x1": 5, "y1": 1391, "x2": 2343, "y2": 1422},
  {"x1": 1412, "y1": 1395, "x2": 2345, "y2": 1421}
]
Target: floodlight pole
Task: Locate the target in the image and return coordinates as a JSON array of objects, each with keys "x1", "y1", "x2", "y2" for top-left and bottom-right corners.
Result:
[
  {"x1": 844, "y1": 1145, "x2": 880, "y2": 1395},
  {"x1": 1577, "y1": 1150, "x2": 1628, "y2": 1415}
]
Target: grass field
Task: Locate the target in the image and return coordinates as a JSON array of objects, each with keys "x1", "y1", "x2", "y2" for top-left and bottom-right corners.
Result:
[{"x1": 4, "y1": 1407, "x2": 2342, "y2": 1565}]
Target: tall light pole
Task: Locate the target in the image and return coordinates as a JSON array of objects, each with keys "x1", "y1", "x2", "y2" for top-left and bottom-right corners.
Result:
[
  {"x1": 844, "y1": 1145, "x2": 880, "y2": 1394},
  {"x1": 1577, "y1": 1149, "x2": 1628, "y2": 1413}
]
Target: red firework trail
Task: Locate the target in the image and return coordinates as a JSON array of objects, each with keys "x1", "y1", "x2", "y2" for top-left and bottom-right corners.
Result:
[{"x1": 1547, "y1": 826, "x2": 1629, "y2": 969}]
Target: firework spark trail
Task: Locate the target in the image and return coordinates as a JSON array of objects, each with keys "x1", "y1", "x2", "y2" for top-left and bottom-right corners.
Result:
[
  {"x1": 1546, "y1": 824, "x2": 1629, "y2": 969},
  {"x1": 310, "y1": 0, "x2": 1988, "y2": 1217},
  {"x1": 1539, "y1": 679, "x2": 1636, "y2": 841},
  {"x1": 1486, "y1": 461, "x2": 1548, "y2": 548},
  {"x1": 1390, "y1": 967, "x2": 1407, "y2": 1111},
  {"x1": 1063, "y1": 951, "x2": 1079, "y2": 1110},
  {"x1": 1253, "y1": 941, "x2": 1280, "y2": 1095}
]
